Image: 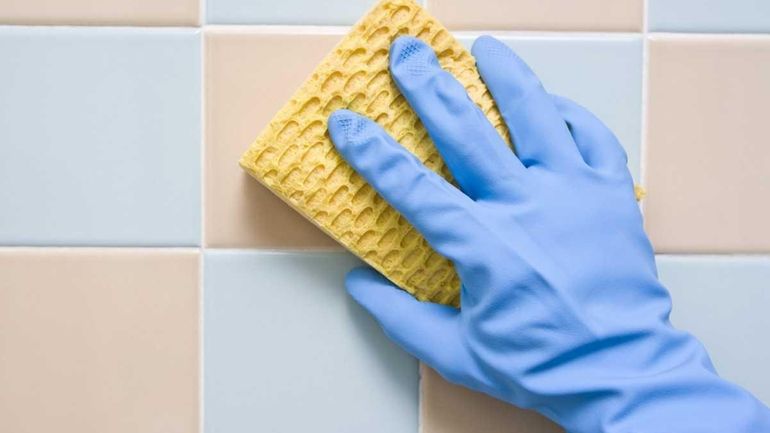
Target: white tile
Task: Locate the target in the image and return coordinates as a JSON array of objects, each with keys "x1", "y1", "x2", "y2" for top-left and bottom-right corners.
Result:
[
  {"x1": 0, "y1": 27, "x2": 201, "y2": 246},
  {"x1": 204, "y1": 251, "x2": 418, "y2": 433},
  {"x1": 207, "y1": 0, "x2": 380, "y2": 24},
  {"x1": 458, "y1": 35, "x2": 643, "y2": 180},
  {"x1": 658, "y1": 255, "x2": 770, "y2": 405},
  {"x1": 649, "y1": 0, "x2": 770, "y2": 33}
]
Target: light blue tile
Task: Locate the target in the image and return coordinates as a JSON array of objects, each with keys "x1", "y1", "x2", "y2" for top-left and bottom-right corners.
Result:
[
  {"x1": 204, "y1": 251, "x2": 418, "y2": 433},
  {"x1": 207, "y1": 0, "x2": 380, "y2": 24},
  {"x1": 0, "y1": 27, "x2": 201, "y2": 246},
  {"x1": 458, "y1": 35, "x2": 643, "y2": 180},
  {"x1": 649, "y1": 0, "x2": 770, "y2": 33},
  {"x1": 658, "y1": 255, "x2": 770, "y2": 405}
]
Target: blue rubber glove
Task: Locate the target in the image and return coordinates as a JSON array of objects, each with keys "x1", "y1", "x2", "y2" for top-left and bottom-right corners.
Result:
[{"x1": 327, "y1": 36, "x2": 770, "y2": 432}]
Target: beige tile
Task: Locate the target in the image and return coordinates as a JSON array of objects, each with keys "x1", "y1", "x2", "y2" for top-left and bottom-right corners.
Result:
[
  {"x1": 205, "y1": 29, "x2": 342, "y2": 249},
  {"x1": 0, "y1": 249, "x2": 199, "y2": 433},
  {"x1": 421, "y1": 365, "x2": 563, "y2": 433},
  {"x1": 428, "y1": 0, "x2": 642, "y2": 31},
  {"x1": 645, "y1": 36, "x2": 770, "y2": 253},
  {"x1": 0, "y1": 0, "x2": 198, "y2": 26}
]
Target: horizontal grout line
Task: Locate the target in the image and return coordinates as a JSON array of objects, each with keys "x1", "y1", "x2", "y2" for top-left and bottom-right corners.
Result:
[
  {"x1": 0, "y1": 246, "x2": 201, "y2": 253},
  {"x1": 3, "y1": 24, "x2": 767, "y2": 39},
  {"x1": 451, "y1": 30, "x2": 643, "y2": 39},
  {"x1": 203, "y1": 247, "x2": 348, "y2": 254},
  {"x1": 647, "y1": 32, "x2": 770, "y2": 39},
  {"x1": 0, "y1": 24, "x2": 200, "y2": 32},
  {"x1": 201, "y1": 248, "x2": 770, "y2": 260},
  {"x1": 656, "y1": 253, "x2": 770, "y2": 260},
  {"x1": 204, "y1": 26, "x2": 646, "y2": 39},
  {"x1": 1, "y1": 246, "x2": 765, "y2": 258},
  {"x1": 203, "y1": 24, "x2": 350, "y2": 34}
]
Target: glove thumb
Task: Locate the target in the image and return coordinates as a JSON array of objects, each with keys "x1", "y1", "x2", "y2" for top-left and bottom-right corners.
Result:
[{"x1": 346, "y1": 267, "x2": 466, "y2": 377}]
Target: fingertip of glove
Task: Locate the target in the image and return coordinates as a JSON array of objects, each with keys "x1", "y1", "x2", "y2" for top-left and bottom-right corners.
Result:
[
  {"x1": 346, "y1": 266, "x2": 384, "y2": 291},
  {"x1": 345, "y1": 267, "x2": 403, "y2": 303},
  {"x1": 471, "y1": 35, "x2": 521, "y2": 67},
  {"x1": 470, "y1": 34, "x2": 498, "y2": 56},
  {"x1": 389, "y1": 35, "x2": 438, "y2": 80},
  {"x1": 328, "y1": 109, "x2": 365, "y2": 149}
]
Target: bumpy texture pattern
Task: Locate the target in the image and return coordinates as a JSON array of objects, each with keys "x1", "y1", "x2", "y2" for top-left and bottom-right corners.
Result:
[{"x1": 240, "y1": 0, "x2": 508, "y2": 306}]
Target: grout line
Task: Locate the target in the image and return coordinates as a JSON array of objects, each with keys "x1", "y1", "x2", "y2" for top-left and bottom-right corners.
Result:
[
  {"x1": 452, "y1": 30, "x2": 643, "y2": 39},
  {"x1": 203, "y1": 247, "x2": 351, "y2": 255},
  {"x1": 646, "y1": 31, "x2": 770, "y2": 39},
  {"x1": 417, "y1": 364, "x2": 424, "y2": 433},
  {"x1": 202, "y1": 24, "x2": 645, "y2": 39},
  {"x1": 639, "y1": 0, "x2": 650, "y2": 217},
  {"x1": 203, "y1": 24, "x2": 349, "y2": 34},
  {"x1": 656, "y1": 254, "x2": 770, "y2": 260},
  {"x1": 200, "y1": 29, "x2": 207, "y2": 250},
  {"x1": 195, "y1": 17, "x2": 205, "y2": 422},
  {"x1": 0, "y1": 24, "x2": 200, "y2": 31},
  {"x1": 0, "y1": 246, "x2": 201, "y2": 253},
  {"x1": 198, "y1": 247, "x2": 205, "y2": 433}
]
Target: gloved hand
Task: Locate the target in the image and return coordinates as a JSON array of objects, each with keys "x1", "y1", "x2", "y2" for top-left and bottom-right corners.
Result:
[{"x1": 327, "y1": 35, "x2": 770, "y2": 432}]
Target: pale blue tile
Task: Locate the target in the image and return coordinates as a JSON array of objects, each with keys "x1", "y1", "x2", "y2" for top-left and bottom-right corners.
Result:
[
  {"x1": 458, "y1": 35, "x2": 643, "y2": 180},
  {"x1": 0, "y1": 27, "x2": 201, "y2": 246},
  {"x1": 207, "y1": 0, "x2": 378, "y2": 24},
  {"x1": 658, "y1": 255, "x2": 770, "y2": 405},
  {"x1": 204, "y1": 251, "x2": 418, "y2": 433},
  {"x1": 649, "y1": 0, "x2": 770, "y2": 33}
]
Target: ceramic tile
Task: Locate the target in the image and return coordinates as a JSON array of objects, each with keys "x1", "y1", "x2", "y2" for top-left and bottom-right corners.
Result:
[
  {"x1": 0, "y1": 27, "x2": 201, "y2": 247},
  {"x1": 645, "y1": 36, "x2": 770, "y2": 253},
  {"x1": 658, "y1": 255, "x2": 770, "y2": 405},
  {"x1": 0, "y1": 248, "x2": 199, "y2": 433},
  {"x1": 649, "y1": 0, "x2": 770, "y2": 33},
  {"x1": 0, "y1": 0, "x2": 198, "y2": 25},
  {"x1": 458, "y1": 35, "x2": 643, "y2": 180},
  {"x1": 204, "y1": 30, "x2": 341, "y2": 248},
  {"x1": 206, "y1": 0, "x2": 381, "y2": 24},
  {"x1": 421, "y1": 366, "x2": 563, "y2": 433},
  {"x1": 430, "y1": 0, "x2": 642, "y2": 31},
  {"x1": 204, "y1": 250, "x2": 418, "y2": 433}
]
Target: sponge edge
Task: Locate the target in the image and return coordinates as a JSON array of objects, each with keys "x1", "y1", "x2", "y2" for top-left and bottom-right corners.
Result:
[{"x1": 239, "y1": 0, "x2": 506, "y2": 306}]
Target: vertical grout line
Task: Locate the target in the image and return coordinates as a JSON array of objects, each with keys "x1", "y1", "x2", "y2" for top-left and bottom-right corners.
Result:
[
  {"x1": 639, "y1": 0, "x2": 650, "y2": 215},
  {"x1": 199, "y1": 25, "x2": 207, "y2": 250},
  {"x1": 198, "y1": 248, "x2": 205, "y2": 433},
  {"x1": 417, "y1": 363, "x2": 424, "y2": 433},
  {"x1": 198, "y1": 4, "x2": 206, "y2": 430}
]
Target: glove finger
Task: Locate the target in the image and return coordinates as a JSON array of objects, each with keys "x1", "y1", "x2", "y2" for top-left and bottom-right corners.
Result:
[
  {"x1": 328, "y1": 109, "x2": 474, "y2": 261},
  {"x1": 389, "y1": 36, "x2": 524, "y2": 200},
  {"x1": 346, "y1": 266, "x2": 469, "y2": 380},
  {"x1": 551, "y1": 95, "x2": 629, "y2": 175},
  {"x1": 472, "y1": 36, "x2": 581, "y2": 170}
]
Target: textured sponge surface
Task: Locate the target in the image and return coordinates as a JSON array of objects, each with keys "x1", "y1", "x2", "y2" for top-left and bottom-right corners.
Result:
[{"x1": 239, "y1": 0, "x2": 509, "y2": 306}]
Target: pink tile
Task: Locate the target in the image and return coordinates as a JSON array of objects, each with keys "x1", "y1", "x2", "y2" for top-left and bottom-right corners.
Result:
[
  {"x1": 421, "y1": 365, "x2": 563, "y2": 433},
  {"x1": 645, "y1": 36, "x2": 770, "y2": 253},
  {"x1": 428, "y1": 0, "x2": 642, "y2": 31},
  {"x1": 0, "y1": 0, "x2": 198, "y2": 25},
  {"x1": 0, "y1": 249, "x2": 199, "y2": 433},
  {"x1": 204, "y1": 29, "x2": 342, "y2": 249}
]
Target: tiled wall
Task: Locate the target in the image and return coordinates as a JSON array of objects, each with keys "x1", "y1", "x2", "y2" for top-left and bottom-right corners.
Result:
[{"x1": 1, "y1": 0, "x2": 768, "y2": 432}]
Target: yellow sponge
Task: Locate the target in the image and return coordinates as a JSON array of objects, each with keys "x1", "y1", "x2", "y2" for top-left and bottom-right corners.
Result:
[
  {"x1": 240, "y1": 0, "x2": 504, "y2": 306},
  {"x1": 239, "y1": 0, "x2": 642, "y2": 306}
]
